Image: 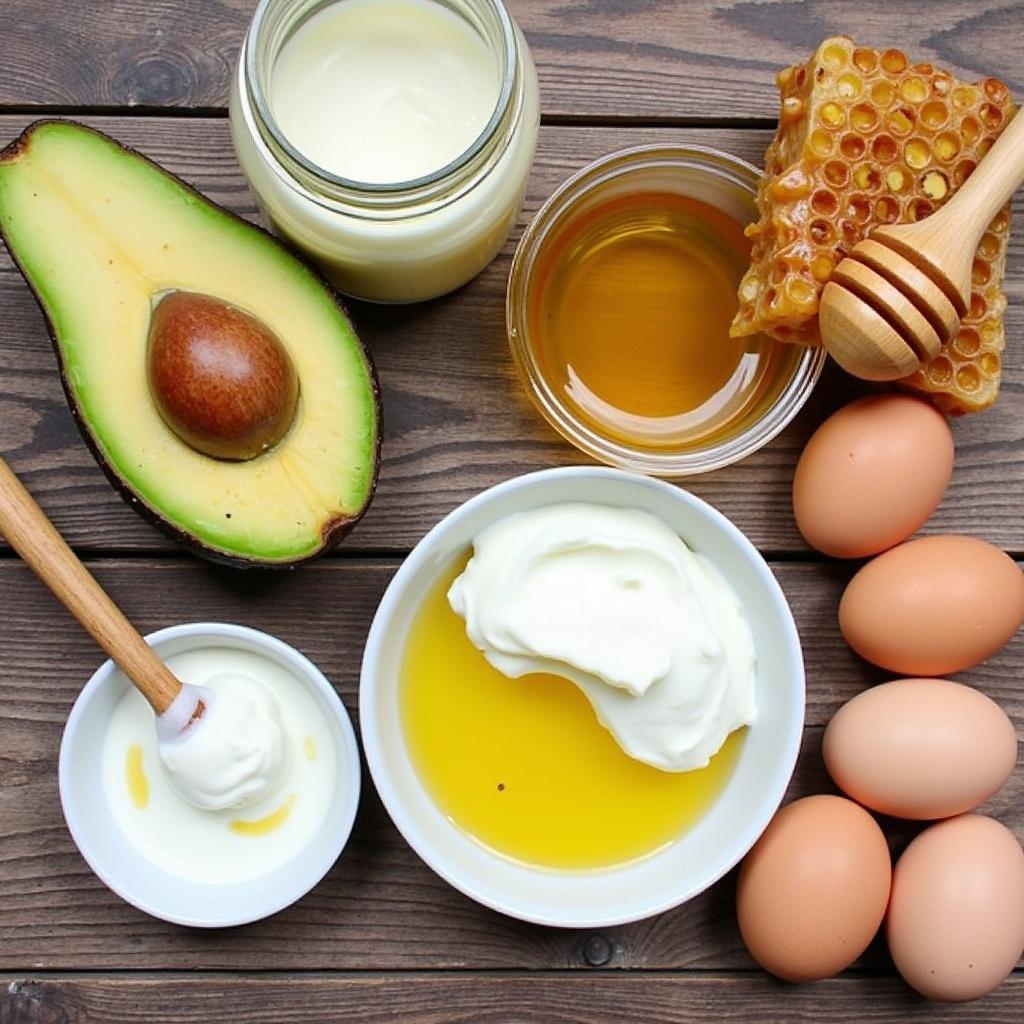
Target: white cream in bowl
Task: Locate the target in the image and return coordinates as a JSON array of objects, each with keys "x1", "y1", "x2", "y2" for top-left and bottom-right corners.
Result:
[
  {"x1": 156, "y1": 672, "x2": 290, "y2": 811},
  {"x1": 449, "y1": 502, "x2": 756, "y2": 771},
  {"x1": 104, "y1": 648, "x2": 335, "y2": 885}
]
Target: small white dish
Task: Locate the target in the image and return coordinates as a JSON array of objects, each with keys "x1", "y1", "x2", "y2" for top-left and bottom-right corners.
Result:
[
  {"x1": 59, "y1": 622, "x2": 360, "y2": 927},
  {"x1": 361, "y1": 466, "x2": 805, "y2": 928}
]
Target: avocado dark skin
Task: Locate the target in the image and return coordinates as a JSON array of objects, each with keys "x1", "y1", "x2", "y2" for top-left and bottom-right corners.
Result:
[{"x1": 0, "y1": 120, "x2": 382, "y2": 568}]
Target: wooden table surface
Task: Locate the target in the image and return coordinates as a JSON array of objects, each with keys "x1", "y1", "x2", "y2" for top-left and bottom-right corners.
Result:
[{"x1": 1, "y1": 2, "x2": 1022, "y2": 1021}]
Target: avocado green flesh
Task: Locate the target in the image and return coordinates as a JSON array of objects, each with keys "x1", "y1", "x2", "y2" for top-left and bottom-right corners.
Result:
[{"x1": 0, "y1": 122, "x2": 378, "y2": 563}]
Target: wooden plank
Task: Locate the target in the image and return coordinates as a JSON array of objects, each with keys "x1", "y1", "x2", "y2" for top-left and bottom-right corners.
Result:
[
  {"x1": 2, "y1": 559, "x2": 1020, "y2": 733},
  {"x1": 0, "y1": 116, "x2": 1021, "y2": 556},
  {"x1": 3, "y1": 973, "x2": 1024, "y2": 1023},
  {"x1": 0, "y1": 0, "x2": 1021, "y2": 120},
  {"x1": 1, "y1": 559, "x2": 1020, "y2": 971}
]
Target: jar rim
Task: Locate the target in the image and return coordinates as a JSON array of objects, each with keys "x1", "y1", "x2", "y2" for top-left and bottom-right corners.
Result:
[
  {"x1": 244, "y1": 0, "x2": 518, "y2": 196},
  {"x1": 506, "y1": 144, "x2": 827, "y2": 478}
]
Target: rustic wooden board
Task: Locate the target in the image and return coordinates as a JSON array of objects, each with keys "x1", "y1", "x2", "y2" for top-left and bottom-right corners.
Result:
[
  {"x1": 0, "y1": 0, "x2": 1021, "y2": 120},
  {"x1": 0, "y1": 117, "x2": 1021, "y2": 557},
  {"x1": 1, "y1": 559, "x2": 1020, "y2": 971},
  {"x1": 1, "y1": 4, "x2": 1023, "y2": 1017},
  {"x1": 4, "y1": 973, "x2": 1024, "y2": 1023}
]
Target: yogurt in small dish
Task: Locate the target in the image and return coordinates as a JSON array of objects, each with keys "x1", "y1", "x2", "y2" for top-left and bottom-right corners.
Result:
[
  {"x1": 103, "y1": 647, "x2": 336, "y2": 885},
  {"x1": 60, "y1": 623, "x2": 360, "y2": 927}
]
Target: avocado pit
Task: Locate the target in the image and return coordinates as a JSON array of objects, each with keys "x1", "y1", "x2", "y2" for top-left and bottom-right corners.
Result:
[{"x1": 147, "y1": 291, "x2": 299, "y2": 461}]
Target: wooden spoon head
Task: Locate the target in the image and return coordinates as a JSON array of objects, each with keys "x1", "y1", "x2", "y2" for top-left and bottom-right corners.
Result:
[
  {"x1": 852, "y1": 238, "x2": 962, "y2": 343},
  {"x1": 830, "y1": 257, "x2": 943, "y2": 361},
  {"x1": 819, "y1": 280, "x2": 925, "y2": 381},
  {"x1": 872, "y1": 221, "x2": 972, "y2": 317}
]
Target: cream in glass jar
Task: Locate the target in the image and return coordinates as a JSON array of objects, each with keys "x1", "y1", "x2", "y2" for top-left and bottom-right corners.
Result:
[{"x1": 230, "y1": 0, "x2": 540, "y2": 303}]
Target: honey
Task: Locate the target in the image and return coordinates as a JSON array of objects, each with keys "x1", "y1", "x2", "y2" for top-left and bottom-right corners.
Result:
[
  {"x1": 526, "y1": 191, "x2": 802, "y2": 451},
  {"x1": 229, "y1": 794, "x2": 297, "y2": 837},
  {"x1": 125, "y1": 743, "x2": 149, "y2": 810},
  {"x1": 400, "y1": 557, "x2": 745, "y2": 871}
]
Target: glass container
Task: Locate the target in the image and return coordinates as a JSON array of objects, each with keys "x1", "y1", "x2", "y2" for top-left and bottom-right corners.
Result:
[
  {"x1": 230, "y1": 0, "x2": 540, "y2": 303},
  {"x1": 507, "y1": 145, "x2": 826, "y2": 476}
]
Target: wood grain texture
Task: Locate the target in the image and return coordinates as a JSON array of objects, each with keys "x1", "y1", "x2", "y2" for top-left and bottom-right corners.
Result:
[
  {"x1": 3, "y1": 973, "x2": 1024, "y2": 1023},
  {"x1": 0, "y1": 117, "x2": 1021, "y2": 556},
  {"x1": 0, "y1": 1, "x2": 1020, "y2": 119},
  {"x1": 2, "y1": 2, "x2": 1022, "y2": 1016},
  {"x1": 0, "y1": 457, "x2": 184, "y2": 715},
  {"x1": 0, "y1": 559, "x2": 1020, "y2": 971}
]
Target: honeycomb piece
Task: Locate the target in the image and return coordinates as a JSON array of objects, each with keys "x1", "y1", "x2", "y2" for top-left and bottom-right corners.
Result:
[
  {"x1": 731, "y1": 37, "x2": 1016, "y2": 413},
  {"x1": 901, "y1": 205, "x2": 1010, "y2": 413}
]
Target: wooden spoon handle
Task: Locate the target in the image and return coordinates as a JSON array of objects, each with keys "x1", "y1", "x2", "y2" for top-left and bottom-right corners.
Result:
[
  {"x1": 0, "y1": 455, "x2": 181, "y2": 714},
  {"x1": 947, "y1": 107, "x2": 1024, "y2": 232},
  {"x1": 874, "y1": 109, "x2": 1024, "y2": 308}
]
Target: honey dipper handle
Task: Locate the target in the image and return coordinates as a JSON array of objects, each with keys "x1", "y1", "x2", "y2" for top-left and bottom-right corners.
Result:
[
  {"x1": 0, "y1": 454, "x2": 182, "y2": 714},
  {"x1": 942, "y1": 107, "x2": 1024, "y2": 235},
  {"x1": 873, "y1": 109, "x2": 1024, "y2": 308}
]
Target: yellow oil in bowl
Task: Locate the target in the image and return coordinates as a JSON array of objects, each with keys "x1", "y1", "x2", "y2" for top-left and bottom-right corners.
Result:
[{"x1": 400, "y1": 557, "x2": 745, "y2": 871}]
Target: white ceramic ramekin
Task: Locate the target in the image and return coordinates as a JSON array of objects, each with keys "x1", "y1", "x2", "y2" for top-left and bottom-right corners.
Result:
[
  {"x1": 59, "y1": 622, "x2": 361, "y2": 927},
  {"x1": 360, "y1": 466, "x2": 805, "y2": 927}
]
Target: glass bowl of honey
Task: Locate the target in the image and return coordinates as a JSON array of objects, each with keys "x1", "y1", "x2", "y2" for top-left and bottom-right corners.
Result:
[{"x1": 507, "y1": 146, "x2": 826, "y2": 476}]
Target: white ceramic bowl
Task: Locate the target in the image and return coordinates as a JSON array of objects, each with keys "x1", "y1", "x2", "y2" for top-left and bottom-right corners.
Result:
[
  {"x1": 361, "y1": 466, "x2": 805, "y2": 928},
  {"x1": 59, "y1": 622, "x2": 361, "y2": 927}
]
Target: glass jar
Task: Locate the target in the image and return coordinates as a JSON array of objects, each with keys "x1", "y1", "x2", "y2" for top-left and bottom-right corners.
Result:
[
  {"x1": 507, "y1": 146, "x2": 827, "y2": 477},
  {"x1": 230, "y1": 0, "x2": 540, "y2": 303}
]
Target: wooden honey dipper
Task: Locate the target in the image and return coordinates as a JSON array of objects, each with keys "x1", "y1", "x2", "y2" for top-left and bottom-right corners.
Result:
[{"x1": 819, "y1": 108, "x2": 1024, "y2": 381}]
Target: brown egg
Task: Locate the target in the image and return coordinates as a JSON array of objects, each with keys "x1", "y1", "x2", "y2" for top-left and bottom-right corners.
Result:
[
  {"x1": 823, "y1": 679, "x2": 1017, "y2": 820},
  {"x1": 793, "y1": 395, "x2": 953, "y2": 559},
  {"x1": 147, "y1": 290, "x2": 299, "y2": 461},
  {"x1": 736, "y1": 795, "x2": 891, "y2": 982},
  {"x1": 888, "y1": 814, "x2": 1024, "y2": 1001},
  {"x1": 839, "y1": 535, "x2": 1024, "y2": 675}
]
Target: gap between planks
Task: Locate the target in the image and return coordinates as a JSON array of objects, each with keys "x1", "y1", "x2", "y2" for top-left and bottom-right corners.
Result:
[
  {"x1": 5, "y1": 967, "x2": 1019, "y2": 979},
  {"x1": 0, "y1": 548, "x2": 1020, "y2": 564},
  {"x1": 0, "y1": 103, "x2": 778, "y2": 131}
]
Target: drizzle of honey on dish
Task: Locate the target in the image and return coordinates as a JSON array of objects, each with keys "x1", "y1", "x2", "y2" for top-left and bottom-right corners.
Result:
[
  {"x1": 303, "y1": 735, "x2": 317, "y2": 762},
  {"x1": 230, "y1": 794, "x2": 297, "y2": 837},
  {"x1": 125, "y1": 743, "x2": 149, "y2": 810},
  {"x1": 527, "y1": 191, "x2": 802, "y2": 450},
  {"x1": 400, "y1": 558, "x2": 745, "y2": 870}
]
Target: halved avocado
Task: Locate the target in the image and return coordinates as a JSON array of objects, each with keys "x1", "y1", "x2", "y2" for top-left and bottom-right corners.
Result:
[{"x1": 0, "y1": 120, "x2": 380, "y2": 567}]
